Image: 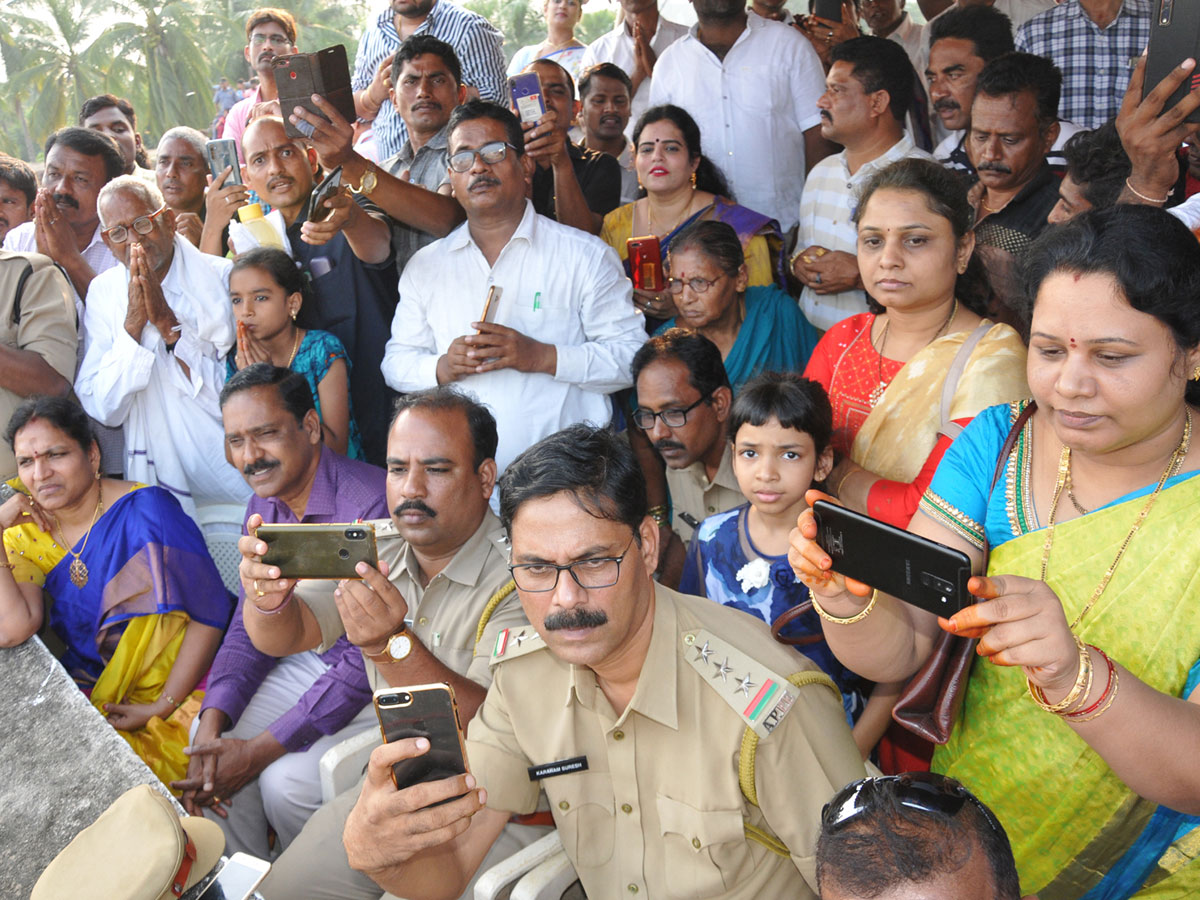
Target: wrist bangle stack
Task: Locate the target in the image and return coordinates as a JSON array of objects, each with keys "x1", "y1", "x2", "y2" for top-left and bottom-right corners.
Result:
[
  {"x1": 811, "y1": 589, "x2": 878, "y2": 625},
  {"x1": 648, "y1": 505, "x2": 669, "y2": 527},
  {"x1": 1028, "y1": 635, "x2": 1091, "y2": 714},
  {"x1": 1064, "y1": 647, "x2": 1119, "y2": 723},
  {"x1": 1029, "y1": 640, "x2": 1120, "y2": 723}
]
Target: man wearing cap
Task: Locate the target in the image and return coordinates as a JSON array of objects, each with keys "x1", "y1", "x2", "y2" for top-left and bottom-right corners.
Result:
[
  {"x1": 341, "y1": 424, "x2": 865, "y2": 899},
  {"x1": 246, "y1": 386, "x2": 541, "y2": 900}
]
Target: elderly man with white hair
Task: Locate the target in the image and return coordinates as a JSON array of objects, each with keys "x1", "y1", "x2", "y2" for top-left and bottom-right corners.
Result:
[
  {"x1": 154, "y1": 125, "x2": 210, "y2": 247},
  {"x1": 75, "y1": 175, "x2": 251, "y2": 517}
]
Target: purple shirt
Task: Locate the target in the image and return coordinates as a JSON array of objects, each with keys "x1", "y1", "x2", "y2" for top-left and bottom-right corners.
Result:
[{"x1": 202, "y1": 446, "x2": 388, "y2": 751}]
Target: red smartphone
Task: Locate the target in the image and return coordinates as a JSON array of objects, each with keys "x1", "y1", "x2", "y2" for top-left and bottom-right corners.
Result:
[{"x1": 627, "y1": 236, "x2": 664, "y2": 293}]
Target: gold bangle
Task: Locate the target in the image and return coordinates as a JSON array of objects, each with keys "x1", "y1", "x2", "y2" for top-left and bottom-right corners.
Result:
[
  {"x1": 811, "y1": 589, "x2": 878, "y2": 625},
  {"x1": 1028, "y1": 636, "x2": 1091, "y2": 715},
  {"x1": 161, "y1": 693, "x2": 182, "y2": 709},
  {"x1": 1069, "y1": 668, "x2": 1120, "y2": 723},
  {"x1": 832, "y1": 467, "x2": 855, "y2": 498},
  {"x1": 1124, "y1": 177, "x2": 1172, "y2": 205}
]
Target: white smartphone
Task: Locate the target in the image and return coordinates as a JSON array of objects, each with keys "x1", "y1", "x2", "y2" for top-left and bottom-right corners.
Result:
[{"x1": 196, "y1": 852, "x2": 271, "y2": 900}]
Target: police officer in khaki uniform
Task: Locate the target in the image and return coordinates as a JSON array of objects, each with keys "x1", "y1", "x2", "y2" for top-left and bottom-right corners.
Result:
[
  {"x1": 239, "y1": 387, "x2": 543, "y2": 900},
  {"x1": 343, "y1": 424, "x2": 865, "y2": 899}
]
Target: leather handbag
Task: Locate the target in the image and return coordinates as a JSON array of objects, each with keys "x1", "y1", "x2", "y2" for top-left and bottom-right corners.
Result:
[{"x1": 891, "y1": 401, "x2": 1037, "y2": 743}]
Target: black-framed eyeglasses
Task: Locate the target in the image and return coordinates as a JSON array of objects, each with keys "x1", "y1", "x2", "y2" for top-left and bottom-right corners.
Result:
[
  {"x1": 509, "y1": 536, "x2": 635, "y2": 592},
  {"x1": 448, "y1": 141, "x2": 518, "y2": 173},
  {"x1": 631, "y1": 392, "x2": 712, "y2": 430},
  {"x1": 822, "y1": 773, "x2": 1003, "y2": 835},
  {"x1": 102, "y1": 205, "x2": 168, "y2": 243},
  {"x1": 666, "y1": 273, "x2": 726, "y2": 295}
]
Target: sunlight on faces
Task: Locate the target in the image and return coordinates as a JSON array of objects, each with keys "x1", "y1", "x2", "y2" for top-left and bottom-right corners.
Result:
[
  {"x1": 732, "y1": 419, "x2": 833, "y2": 518},
  {"x1": 42, "y1": 145, "x2": 107, "y2": 228},
  {"x1": 1027, "y1": 271, "x2": 1200, "y2": 457},
  {"x1": 98, "y1": 189, "x2": 176, "y2": 276},
  {"x1": 634, "y1": 357, "x2": 729, "y2": 469},
  {"x1": 855, "y1": 187, "x2": 971, "y2": 314},
  {"x1": 241, "y1": 119, "x2": 319, "y2": 219},
  {"x1": 393, "y1": 54, "x2": 464, "y2": 135},
  {"x1": 447, "y1": 118, "x2": 532, "y2": 216},
  {"x1": 968, "y1": 91, "x2": 1056, "y2": 193},
  {"x1": 229, "y1": 265, "x2": 301, "y2": 342},
  {"x1": 155, "y1": 138, "x2": 208, "y2": 213},
  {"x1": 509, "y1": 491, "x2": 658, "y2": 669},
  {"x1": 926, "y1": 37, "x2": 986, "y2": 133},
  {"x1": 82, "y1": 106, "x2": 139, "y2": 171},
  {"x1": 544, "y1": 0, "x2": 583, "y2": 28},
  {"x1": 581, "y1": 75, "x2": 631, "y2": 142},
  {"x1": 666, "y1": 245, "x2": 747, "y2": 331},
  {"x1": 222, "y1": 385, "x2": 321, "y2": 499},
  {"x1": 634, "y1": 120, "x2": 697, "y2": 196},
  {"x1": 13, "y1": 418, "x2": 99, "y2": 512},
  {"x1": 245, "y1": 21, "x2": 296, "y2": 75},
  {"x1": 385, "y1": 407, "x2": 495, "y2": 553}
]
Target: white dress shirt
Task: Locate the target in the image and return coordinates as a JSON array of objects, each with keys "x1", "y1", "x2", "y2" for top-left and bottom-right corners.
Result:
[
  {"x1": 580, "y1": 15, "x2": 691, "y2": 140},
  {"x1": 382, "y1": 201, "x2": 647, "y2": 475},
  {"x1": 3, "y1": 221, "x2": 118, "y2": 317},
  {"x1": 76, "y1": 235, "x2": 251, "y2": 518},
  {"x1": 649, "y1": 14, "x2": 826, "y2": 231}
]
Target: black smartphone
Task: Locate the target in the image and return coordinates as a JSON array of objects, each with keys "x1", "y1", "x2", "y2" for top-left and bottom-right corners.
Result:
[
  {"x1": 256, "y1": 522, "x2": 378, "y2": 580},
  {"x1": 308, "y1": 166, "x2": 343, "y2": 223},
  {"x1": 627, "y1": 236, "x2": 665, "y2": 293},
  {"x1": 812, "y1": 500, "x2": 973, "y2": 617},
  {"x1": 205, "y1": 138, "x2": 242, "y2": 186},
  {"x1": 813, "y1": 0, "x2": 843, "y2": 23},
  {"x1": 1143, "y1": 0, "x2": 1200, "y2": 123},
  {"x1": 274, "y1": 45, "x2": 356, "y2": 140},
  {"x1": 374, "y1": 684, "x2": 469, "y2": 800},
  {"x1": 508, "y1": 71, "x2": 547, "y2": 122}
]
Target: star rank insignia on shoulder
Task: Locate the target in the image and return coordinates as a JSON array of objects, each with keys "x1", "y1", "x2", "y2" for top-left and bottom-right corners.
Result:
[
  {"x1": 683, "y1": 628, "x2": 826, "y2": 740},
  {"x1": 490, "y1": 626, "x2": 545, "y2": 665}
]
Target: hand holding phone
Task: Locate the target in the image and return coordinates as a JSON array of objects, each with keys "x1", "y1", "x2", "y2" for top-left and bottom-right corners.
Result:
[
  {"x1": 257, "y1": 522, "x2": 378, "y2": 580},
  {"x1": 308, "y1": 166, "x2": 345, "y2": 223},
  {"x1": 1142, "y1": 1, "x2": 1200, "y2": 124},
  {"x1": 205, "y1": 139, "x2": 242, "y2": 186},
  {"x1": 375, "y1": 685, "x2": 470, "y2": 799},
  {"x1": 627, "y1": 236, "x2": 665, "y2": 293},
  {"x1": 508, "y1": 72, "x2": 547, "y2": 123}
]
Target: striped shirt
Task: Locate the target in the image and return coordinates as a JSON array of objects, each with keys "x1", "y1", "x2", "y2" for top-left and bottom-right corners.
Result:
[
  {"x1": 1015, "y1": 0, "x2": 1151, "y2": 129},
  {"x1": 352, "y1": 0, "x2": 506, "y2": 159},
  {"x1": 380, "y1": 125, "x2": 451, "y2": 272}
]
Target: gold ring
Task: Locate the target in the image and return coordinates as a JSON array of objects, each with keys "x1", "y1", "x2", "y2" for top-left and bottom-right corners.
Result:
[
  {"x1": 211, "y1": 795, "x2": 221, "y2": 804},
  {"x1": 253, "y1": 579, "x2": 264, "y2": 597}
]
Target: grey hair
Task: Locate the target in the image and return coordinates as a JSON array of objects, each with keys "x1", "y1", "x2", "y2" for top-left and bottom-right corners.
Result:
[
  {"x1": 97, "y1": 175, "x2": 165, "y2": 227},
  {"x1": 157, "y1": 126, "x2": 208, "y2": 159}
]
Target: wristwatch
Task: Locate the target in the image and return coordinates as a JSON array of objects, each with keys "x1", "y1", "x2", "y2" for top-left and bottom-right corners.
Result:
[
  {"x1": 364, "y1": 628, "x2": 412, "y2": 664},
  {"x1": 350, "y1": 161, "x2": 378, "y2": 197}
]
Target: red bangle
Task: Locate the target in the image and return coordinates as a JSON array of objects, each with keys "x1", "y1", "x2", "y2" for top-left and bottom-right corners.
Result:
[{"x1": 1064, "y1": 645, "x2": 1115, "y2": 719}]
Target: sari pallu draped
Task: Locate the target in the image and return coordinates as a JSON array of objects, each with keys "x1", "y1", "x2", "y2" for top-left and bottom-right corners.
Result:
[
  {"x1": 929, "y1": 474, "x2": 1200, "y2": 899},
  {"x1": 8, "y1": 486, "x2": 232, "y2": 786}
]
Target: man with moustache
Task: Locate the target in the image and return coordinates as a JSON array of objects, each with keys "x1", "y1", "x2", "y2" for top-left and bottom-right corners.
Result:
[
  {"x1": 650, "y1": 0, "x2": 831, "y2": 232},
  {"x1": 927, "y1": 6, "x2": 1079, "y2": 180},
  {"x1": 220, "y1": 115, "x2": 397, "y2": 464},
  {"x1": 340, "y1": 424, "x2": 866, "y2": 900},
  {"x1": 173, "y1": 363, "x2": 387, "y2": 858},
  {"x1": 964, "y1": 52, "x2": 1062, "y2": 315},
  {"x1": 154, "y1": 126, "x2": 210, "y2": 248},
  {"x1": 2, "y1": 127, "x2": 124, "y2": 307},
  {"x1": 221, "y1": 8, "x2": 299, "y2": 161},
  {"x1": 0, "y1": 157, "x2": 36, "y2": 245},
  {"x1": 632, "y1": 329, "x2": 741, "y2": 555},
  {"x1": 242, "y1": 386, "x2": 538, "y2": 900},
  {"x1": 75, "y1": 176, "x2": 251, "y2": 516},
  {"x1": 578, "y1": 63, "x2": 639, "y2": 204},
  {"x1": 792, "y1": 37, "x2": 931, "y2": 332},
  {"x1": 80, "y1": 94, "x2": 155, "y2": 184},
  {"x1": 381, "y1": 100, "x2": 645, "y2": 477},
  {"x1": 580, "y1": 0, "x2": 690, "y2": 140},
  {"x1": 352, "y1": 0, "x2": 505, "y2": 161}
]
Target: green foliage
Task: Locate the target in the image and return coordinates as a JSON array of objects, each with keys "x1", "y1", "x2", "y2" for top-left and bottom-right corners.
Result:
[{"x1": 577, "y1": 8, "x2": 615, "y2": 45}]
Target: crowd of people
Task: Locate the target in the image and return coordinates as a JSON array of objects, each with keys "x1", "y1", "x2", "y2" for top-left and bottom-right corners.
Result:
[{"x1": 3, "y1": 0, "x2": 1200, "y2": 897}]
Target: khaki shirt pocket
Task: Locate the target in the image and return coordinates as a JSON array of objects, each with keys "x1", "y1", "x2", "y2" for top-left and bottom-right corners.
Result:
[
  {"x1": 547, "y1": 772, "x2": 616, "y2": 868},
  {"x1": 656, "y1": 793, "x2": 748, "y2": 898}
]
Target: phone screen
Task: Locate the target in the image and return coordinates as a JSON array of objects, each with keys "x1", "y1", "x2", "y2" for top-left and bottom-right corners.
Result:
[
  {"x1": 205, "y1": 139, "x2": 242, "y2": 185},
  {"x1": 375, "y1": 685, "x2": 468, "y2": 798},
  {"x1": 196, "y1": 854, "x2": 270, "y2": 900}
]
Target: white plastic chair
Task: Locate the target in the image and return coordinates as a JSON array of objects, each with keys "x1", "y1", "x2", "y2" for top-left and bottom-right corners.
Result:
[
  {"x1": 318, "y1": 729, "x2": 380, "y2": 803},
  {"x1": 473, "y1": 831, "x2": 583, "y2": 900},
  {"x1": 193, "y1": 503, "x2": 247, "y2": 596}
]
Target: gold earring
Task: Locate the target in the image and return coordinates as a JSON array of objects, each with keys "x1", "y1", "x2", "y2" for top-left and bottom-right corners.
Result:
[
  {"x1": 95, "y1": 470, "x2": 101, "y2": 481},
  {"x1": 1192, "y1": 365, "x2": 1200, "y2": 381},
  {"x1": 690, "y1": 171, "x2": 697, "y2": 188},
  {"x1": 290, "y1": 309, "x2": 298, "y2": 321}
]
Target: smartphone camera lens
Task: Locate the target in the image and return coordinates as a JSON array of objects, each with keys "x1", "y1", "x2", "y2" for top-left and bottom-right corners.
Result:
[
  {"x1": 338, "y1": 548, "x2": 350, "y2": 559},
  {"x1": 379, "y1": 694, "x2": 399, "y2": 707},
  {"x1": 345, "y1": 528, "x2": 365, "y2": 541}
]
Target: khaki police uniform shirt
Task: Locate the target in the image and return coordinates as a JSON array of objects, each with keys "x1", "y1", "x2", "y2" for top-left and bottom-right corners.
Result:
[
  {"x1": 0, "y1": 251, "x2": 77, "y2": 480},
  {"x1": 307, "y1": 510, "x2": 528, "y2": 690},
  {"x1": 467, "y1": 585, "x2": 866, "y2": 898},
  {"x1": 665, "y1": 444, "x2": 744, "y2": 544}
]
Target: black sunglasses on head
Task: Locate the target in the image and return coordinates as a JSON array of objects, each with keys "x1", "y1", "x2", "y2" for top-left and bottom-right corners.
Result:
[{"x1": 822, "y1": 772, "x2": 1003, "y2": 835}]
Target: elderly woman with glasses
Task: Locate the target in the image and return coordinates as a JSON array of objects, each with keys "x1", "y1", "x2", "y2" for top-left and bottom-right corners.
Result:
[{"x1": 654, "y1": 220, "x2": 818, "y2": 393}]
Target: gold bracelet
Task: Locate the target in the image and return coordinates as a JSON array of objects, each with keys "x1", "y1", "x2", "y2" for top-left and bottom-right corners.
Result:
[
  {"x1": 811, "y1": 589, "x2": 878, "y2": 625},
  {"x1": 1124, "y1": 177, "x2": 1172, "y2": 205},
  {"x1": 831, "y1": 467, "x2": 855, "y2": 498},
  {"x1": 648, "y1": 505, "x2": 669, "y2": 527},
  {"x1": 1028, "y1": 636, "x2": 1092, "y2": 715},
  {"x1": 1069, "y1": 668, "x2": 1120, "y2": 723},
  {"x1": 161, "y1": 693, "x2": 182, "y2": 709}
]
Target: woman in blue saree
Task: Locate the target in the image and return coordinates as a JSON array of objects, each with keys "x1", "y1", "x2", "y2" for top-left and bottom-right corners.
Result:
[{"x1": 0, "y1": 396, "x2": 231, "y2": 787}]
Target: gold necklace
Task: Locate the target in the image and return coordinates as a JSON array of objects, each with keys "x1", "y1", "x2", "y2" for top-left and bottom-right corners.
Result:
[
  {"x1": 53, "y1": 485, "x2": 104, "y2": 589},
  {"x1": 647, "y1": 190, "x2": 696, "y2": 237},
  {"x1": 869, "y1": 299, "x2": 958, "y2": 408},
  {"x1": 285, "y1": 328, "x2": 301, "y2": 368},
  {"x1": 980, "y1": 192, "x2": 1011, "y2": 214},
  {"x1": 1041, "y1": 411, "x2": 1191, "y2": 629}
]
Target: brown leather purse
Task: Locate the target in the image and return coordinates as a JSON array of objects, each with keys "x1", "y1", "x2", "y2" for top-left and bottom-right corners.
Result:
[{"x1": 890, "y1": 401, "x2": 1037, "y2": 743}]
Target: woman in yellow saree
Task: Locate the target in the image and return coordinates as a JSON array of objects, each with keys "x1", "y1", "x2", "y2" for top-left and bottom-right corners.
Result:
[
  {"x1": 0, "y1": 397, "x2": 231, "y2": 788},
  {"x1": 791, "y1": 204, "x2": 1200, "y2": 899}
]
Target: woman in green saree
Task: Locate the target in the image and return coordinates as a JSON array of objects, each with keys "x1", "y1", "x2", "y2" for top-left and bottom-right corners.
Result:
[{"x1": 790, "y1": 205, "x2": 1200, "y2": 899}]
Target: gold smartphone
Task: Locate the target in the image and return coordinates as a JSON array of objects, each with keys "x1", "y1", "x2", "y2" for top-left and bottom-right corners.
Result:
[
  {"x1": 374, "y1": 683, "x2": 470, "y2": 799},
  {"x1": 256, "y1": 522, "x2": 378, "y2": 580}
]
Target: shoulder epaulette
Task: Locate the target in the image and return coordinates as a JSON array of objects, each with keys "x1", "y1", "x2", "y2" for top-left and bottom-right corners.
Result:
[
  {"x1": 682, "y1": 628, "x2": 837, "y2": 740},
  {"x1": 489, "y1": 625, "x2": 545, "y2": 665}
]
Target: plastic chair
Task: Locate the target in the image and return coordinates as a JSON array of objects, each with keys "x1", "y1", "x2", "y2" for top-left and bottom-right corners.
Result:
[
  {"x1": 318, "y1": 729, "x2": 380, "y2": 804},
  {"x1": 473, "y1": 830, "x2": 583, "y2": 900},
  {"x1": 193, "y1": 503, "x2": 247, "y2": 596}
]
